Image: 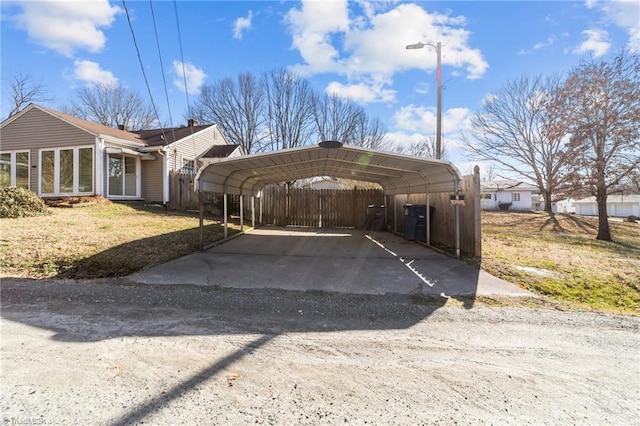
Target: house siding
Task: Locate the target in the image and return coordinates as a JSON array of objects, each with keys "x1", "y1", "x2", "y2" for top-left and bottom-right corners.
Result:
[
  {"x1": 166, "y1": 126, "x2": 227, "y2": 172},
  {"x1": 141, "y1": 152, "x2": 165, "y2": 203},
  {"x1": 1, "y1": 108, "x2": 97, "y2": 193}
]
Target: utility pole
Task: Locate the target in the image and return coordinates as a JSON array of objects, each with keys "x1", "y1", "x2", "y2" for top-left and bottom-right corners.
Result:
[{"x1": 406, "y1": 41, "x2": 443, "y2": 159}]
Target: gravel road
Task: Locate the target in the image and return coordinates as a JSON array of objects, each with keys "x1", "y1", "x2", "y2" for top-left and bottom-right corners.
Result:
[{"x1": 1, "y1": 278, "x2": 638, "y2": 425}]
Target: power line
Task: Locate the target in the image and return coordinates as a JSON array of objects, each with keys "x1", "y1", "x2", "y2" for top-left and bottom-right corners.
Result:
[
  {"x1": 149, "y1": 0, "x2": 177, "y2": 143},
  {"x1": 121, "y1": 0, "x2": 166, "y2": 140}
]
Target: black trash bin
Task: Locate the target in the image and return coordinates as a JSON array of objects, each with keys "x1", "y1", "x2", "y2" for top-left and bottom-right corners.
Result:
[
  {"x1": 404, "y1": 204, "x2": 434, "y2": 241},
  {"x1": 366, "y1": 204, "x2": 386, "y2": 231}
]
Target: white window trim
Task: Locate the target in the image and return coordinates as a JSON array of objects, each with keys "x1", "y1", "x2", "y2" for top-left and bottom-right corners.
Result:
[
  {"x1": 38, "y1": 146, "x2": 94, "y2": 196},
  {"x1": 106, "y1": 154, "x2": 142, "y2": 199},
  {"x1": 181, "y1": 157, "x2": 196, "y2": 175},
  {"x1": 0, "y1": 150, "x2": 30, "y2": 189}
]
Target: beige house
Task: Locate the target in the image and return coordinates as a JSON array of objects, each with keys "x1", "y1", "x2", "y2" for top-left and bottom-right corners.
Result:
[{"x1": 0, "y1": 104, "x2": 241, "y2": 204}]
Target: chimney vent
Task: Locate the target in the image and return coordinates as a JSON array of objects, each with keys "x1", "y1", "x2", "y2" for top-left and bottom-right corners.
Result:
[
  {"x1": 188, "y1": 118, "x2": 197, "y2": 127},
  {"x1": 118, "y1": 124, "x2": 129, "y2": 131}
]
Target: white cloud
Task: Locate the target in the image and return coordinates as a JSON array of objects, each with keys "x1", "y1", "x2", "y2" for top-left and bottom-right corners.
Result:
[
  {"x1": 6, "y1": 0, "x2": 120, "y2": 57},
  {"x1": 285, "y1": 1, "x2": 488, "y2": 104},
  {"x1": 393, "y1": 104, "x2": 473, "y2": 136},
  {"x1": 286, "y1": 0, "x2": 350, "y2": 75},
  {"x1": 172, "y1": 61, "x2": 206, "y2": 95},
  {"x1": 325, "y1": 80, "x2": 396, "y2": 103},
  {"x1": 72, "y1": 59, "x2": 117, "y2": 86},
  {"x1": 601, "y1": 0, "x2": 640, "y2": 52},
  {"x1": 233, "y1": 10, "x2": 253, "y2": 40},
  {"x1": 574, "y1": 29, "x2": 611, "y2": 57},
  {"x1": 584, "y1": 0, "x2": 598, "y2": 9}
]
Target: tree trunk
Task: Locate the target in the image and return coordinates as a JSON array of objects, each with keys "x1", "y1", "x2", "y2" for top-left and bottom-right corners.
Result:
[
  {"x1": 596, "y1": 192, "x2": 611, "y2": 241},
  {"x1": 543, "y1": 191, "x2": 553, "y2": 213}
]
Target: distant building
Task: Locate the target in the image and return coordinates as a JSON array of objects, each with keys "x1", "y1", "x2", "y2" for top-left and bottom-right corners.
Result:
[
  {"x1": 480, "y1": 180, "x2": 538, "y2": 211},
  {"x1": 574, "y1": 194, "x2": 640, "y2": 218}
]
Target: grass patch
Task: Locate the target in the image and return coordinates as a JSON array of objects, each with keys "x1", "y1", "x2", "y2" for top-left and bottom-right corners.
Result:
[
  {"x1": 481, "y1": 211, "x2": 640, "y2": 314},
  {"x1": 0, "y1": 202, "x2": 242, "y2": 279}
]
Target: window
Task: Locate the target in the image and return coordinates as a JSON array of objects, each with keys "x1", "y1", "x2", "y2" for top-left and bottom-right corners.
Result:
[
  {"x1": 39, "y1": 147, "x2": 93, "y2": 195},
  {"x1": 512, "y1": 193, "x2": 521, "y2": 202},
  {"x1": 481, "y1": 193, "x2": 492, "y2": 200},
  {"x1": 108, "y1": 154, "x2": 137, "y2": 197},
  {"x1": 0, "y1": 151, "x2": 30, "y2": 189},
  {"x1": 182, "y1": 158, "x2": 195, "y2": 175}
]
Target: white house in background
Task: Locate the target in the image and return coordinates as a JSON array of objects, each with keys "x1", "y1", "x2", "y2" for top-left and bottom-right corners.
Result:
[
  {"x1": 304, "y1": 178, "x2": 343, "y2": 190},
  {"x1": 480, "y1": 180, "x2": 538, "y2": 211},
  {"x1": 531, "y1": 195, "x2": 576, "y2": 213},
  {"x1": 574, "y1": 194, "x2": 640, "y2": 218}
]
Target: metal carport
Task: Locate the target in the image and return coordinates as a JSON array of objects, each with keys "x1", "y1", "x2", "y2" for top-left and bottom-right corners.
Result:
[{"x1": 194, "y1": 143, "x2": 463, "y2": 255}]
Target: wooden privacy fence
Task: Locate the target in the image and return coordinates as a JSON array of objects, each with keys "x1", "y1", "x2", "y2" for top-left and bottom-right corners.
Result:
[
  {"x1": 168, "y1": 172, "x2": 198, "y2": 211},
  {"x1": 259, "y1": 186, "x2": 385, "y2": 228},
  {"x1": 171, "y1": 168, "x2": 481, "y2": 257},
  {"x1": 389, "y1": 169, "x2": 481, "y2": 257}
]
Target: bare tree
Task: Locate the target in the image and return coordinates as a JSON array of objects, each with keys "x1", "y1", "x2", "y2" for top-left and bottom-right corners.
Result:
[
  {"x1": 312, "y1": 92, "x2": 362, "y2": 143},
  {"x1": 396, "y1": 135, "x2": 446, "y2": 159},
  {"x1": 64, "y1": 83, "x2": 157, "y2": 130},
  {"x1": 262, "y1": 69, "x2": 315, "y2": 151},
  {"x1": 482, "y1": 164, "x2": 499, "y2": 182},
  {"x1": 191, "y1": 73, "x2": 266, "y2": 154},
  {"x1": 550, "y1": 52, "x2": 640, "y2": 240},
  {"x1": 350, "y1": 113, "x2": 389, "y2": 151},
  {"x1": 463, "y1": 74, "x2": 570, "y2": 212},
  {"x1": 6, "y1": 72, "x2": 53, "y2": 118}
]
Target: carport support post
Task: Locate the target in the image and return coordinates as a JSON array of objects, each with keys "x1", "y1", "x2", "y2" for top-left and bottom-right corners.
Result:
[
  {"x1": 239, "y1": 195, "x2": 244, "y2": 232},
  {"x1": 198, "y1": 189, "x2": 204, "y2": 251},
  {"x1": 223, "y1": 193, "x2": 228, "y2": 239},
  {"x1": 426, "y1": 191, "x2": 431, "y2": 245},
  {"x1": 454, "y1": 180, "x2": 461, "y2": 259},
  {"x1": 251, "y1": 196, "x2": 256, "y2": 227}
]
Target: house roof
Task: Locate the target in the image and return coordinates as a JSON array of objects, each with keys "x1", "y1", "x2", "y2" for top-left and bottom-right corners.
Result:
[
  {"x1": 6, "y1": 104, "x2": 145, "y2": 145},
  {"x1": 574, "y1": 194, "x2": 640, "y2": 204},
  {"x1": 133, "y1": 125, "x2": 213, "y2": 146},
  {"x1": 2, "y1": 104, "x2": 227, "y2": 150},
  {"x1": 201, "y1": 144, "x2": 241, "y2": 158},
  {"x1": 195, "y1": 143, "x2": 462, "y2": 196},
  {"x1": 481, "y1": 180, "x2": 538, "y2": 192}
]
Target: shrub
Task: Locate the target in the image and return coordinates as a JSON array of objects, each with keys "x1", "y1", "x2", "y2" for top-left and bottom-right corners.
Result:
[{"x1": 0, "y1": 187, "x2": 49, "y2": 218}]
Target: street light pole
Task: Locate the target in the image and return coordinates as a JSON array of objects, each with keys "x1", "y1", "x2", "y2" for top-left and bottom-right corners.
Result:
[{"x1": 406, "y1": 41, "x2": 442, "y2": 160}]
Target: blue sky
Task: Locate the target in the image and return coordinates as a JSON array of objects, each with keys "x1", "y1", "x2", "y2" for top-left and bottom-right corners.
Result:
[{"x1": 1, "y1": 0, "x2": 638, "y2": 170}]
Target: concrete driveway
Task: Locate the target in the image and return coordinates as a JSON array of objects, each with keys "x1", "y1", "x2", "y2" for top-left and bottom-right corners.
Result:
[{"x1": 130, "y1": 227, "x2": 529, "y2": 298}]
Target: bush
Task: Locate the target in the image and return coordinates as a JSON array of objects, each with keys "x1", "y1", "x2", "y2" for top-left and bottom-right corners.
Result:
[{"x1": 0, "y1": 187, "x2": 49, "y2": 218}]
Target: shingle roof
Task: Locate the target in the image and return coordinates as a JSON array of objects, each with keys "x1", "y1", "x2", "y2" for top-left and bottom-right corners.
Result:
[
  {"x1": 36, "y1": 105, "x2": 144, "y2": 144},
  {"x1": 133, "y1": 125, "x2": 212, "y2": 146},
  {"x1": 201, "y1": 144, "x2": 241, "y2": 158}
]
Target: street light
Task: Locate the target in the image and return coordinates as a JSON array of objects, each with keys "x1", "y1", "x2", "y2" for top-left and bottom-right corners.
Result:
[{"x1": 406, "y1": 41, "x2": 442, "y2": 160}]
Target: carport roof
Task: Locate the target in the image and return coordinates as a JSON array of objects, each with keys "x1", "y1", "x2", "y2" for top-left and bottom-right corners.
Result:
[{"x1": 195, "y1": 144, "x2": 462, "y2": 196}]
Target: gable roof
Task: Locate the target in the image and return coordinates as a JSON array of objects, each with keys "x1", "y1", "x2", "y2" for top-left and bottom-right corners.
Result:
[
  {"x1": 3, "y1": 104, "x2": 146, "y2": 145},
  {"x1": 1, "y1": 104, "x2": 224, "y2": 149},
  {"x1": 481, "y1": 180, "x2": 538, "y2": 192}
]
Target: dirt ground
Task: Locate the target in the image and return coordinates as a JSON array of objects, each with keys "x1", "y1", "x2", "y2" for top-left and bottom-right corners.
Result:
[{"x1": 1, "y1": 278, "x2": 639, "y2": 425}]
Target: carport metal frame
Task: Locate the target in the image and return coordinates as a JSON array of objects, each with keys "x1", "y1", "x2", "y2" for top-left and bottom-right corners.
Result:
[{"x1": 195, "y1": 144, "x2": 463, "y2": 256}]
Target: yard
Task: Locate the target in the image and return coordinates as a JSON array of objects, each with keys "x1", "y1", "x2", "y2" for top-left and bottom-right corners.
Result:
[
  {"x1": 480, "y1": 211, "x2": 640, "y2": 313},
  {"x1": 0, "y1": 199, "x2": 242, "y2": 279},
  {"x1": 1, "y1": 202, "x2": 638, "y2": 313}
]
